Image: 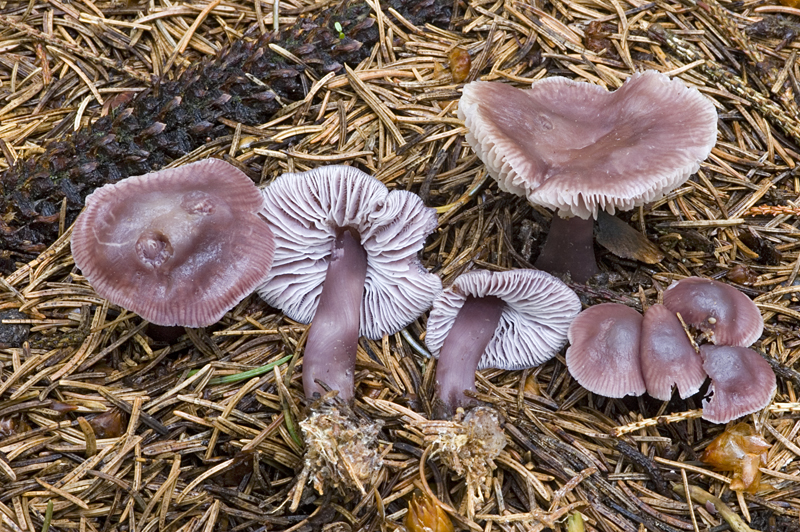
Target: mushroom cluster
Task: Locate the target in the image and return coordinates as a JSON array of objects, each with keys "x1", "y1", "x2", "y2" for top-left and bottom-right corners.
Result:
[
  {"x1": 458, "y1": 70, "x2": 718, "y2": 282},
  {"x1": 566, "y1": 277, "x2": 775, "y2": 423},
  {"x1": 71, "y1": 158, "x2": 276, "y2": 328}
]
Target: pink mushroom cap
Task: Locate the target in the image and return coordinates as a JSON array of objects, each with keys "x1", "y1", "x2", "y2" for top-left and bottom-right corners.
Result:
[
  {"x1": 640, "y1": 304, "x2": 706, "y2": 400},
  {"x1": 700, "y1": 345, "x2": 776, "y2": 424},
  {"x1": 566, "y1": 303, "x2": 645, "y2": 398},
  {"x1": 458, "y1": 70, "x2": 718, "y2": 219},
  {"x1": 663, "y1": 277, "x2": 763, "y2": 346},
  {"x1": 71, "y1": 159, "x2": 275, "y2": 327}
]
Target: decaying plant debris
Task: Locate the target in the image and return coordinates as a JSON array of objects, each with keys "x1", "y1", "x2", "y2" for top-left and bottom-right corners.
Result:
[{"x1": 2, "y1": 0, "x2": 800, "y2": 530}]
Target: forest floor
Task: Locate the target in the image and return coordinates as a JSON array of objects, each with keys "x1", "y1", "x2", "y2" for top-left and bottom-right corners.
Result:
[{"x1": 1, "y1": 0, "x2": 800, "y2": 530}]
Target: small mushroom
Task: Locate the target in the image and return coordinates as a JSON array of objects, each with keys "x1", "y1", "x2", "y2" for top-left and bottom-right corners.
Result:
[
  {"x1": 71, "y1": 159, "x2": 275, "y2": 328},
  {"x1": 459, "y1": 71, "x2": 717, "y2": 281},
  {"x1": 566, "y1": 303, "x2": 645, "y2": 398},
  {"x1": 258, "y1": 165, "x2": 441, "y2": 402},
  {"x1": 662, "y1": 277, "x2": 763, "y2": 346},
  {"x1": 640, "y1": 304, "x2": 706, "y2": 400},
  {"x1": 699, "y1": 345, "x2": 776, "y2": 424},
  {"x1": 425, "y1": 269, "x2": 580, "y2": 417}
]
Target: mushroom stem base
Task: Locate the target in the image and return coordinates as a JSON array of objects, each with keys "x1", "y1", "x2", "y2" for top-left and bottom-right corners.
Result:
[{"x1": 535, "y1": 215, "x2": 598, "y2": 283}]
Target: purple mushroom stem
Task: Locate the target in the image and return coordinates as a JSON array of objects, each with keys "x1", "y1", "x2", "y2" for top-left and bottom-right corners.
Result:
[
  {"x1": 435, "y1": 295, "x2": 505, "y2": 417},
  {"x1": 534, "y1": 216, "x2": 598, "y2": 283},
  {"x1": 303, "y1": 228, "x2": 368, "y2": 402}
]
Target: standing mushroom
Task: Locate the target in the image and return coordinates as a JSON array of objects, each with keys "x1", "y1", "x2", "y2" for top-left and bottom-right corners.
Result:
[
  {"x1": 71, "y1": 158, "x2": 276, "y2": 328},
  {"x1": 258, "y1": 165, "x2": 441, "y2": 402},
  {"x1": 425, "y1": 269, "x2": 580, "y2": 418},
  {"x1": 458, "y1": 70, "x2": 718, "y2": 281}
]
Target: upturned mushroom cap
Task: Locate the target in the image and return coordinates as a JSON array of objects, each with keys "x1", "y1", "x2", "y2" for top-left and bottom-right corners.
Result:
[
  {"x1": 71, "y1": 159, "x2": 275, "y2": 327},
  {"x1": 662, "y1": 277, "x2": 763, "y2": 346},
  {"x1": 699, "y1": 345, "x2": 776, "y2": 424},
  {"x1": 640, "y1": 304, "x2": 706, "y2": 400},
  {"x1": 458, "y1": 70, "x2": 718, "y2": 218},
  {"x1": 566, "y1": 303, "x2": 645, "y2": 398},
  {"x1": 258, "y1": 165, "x2": 442, "y2": 339},
  {"x1": 425, "y1": 269, "x2": 580, "y2": 369}
]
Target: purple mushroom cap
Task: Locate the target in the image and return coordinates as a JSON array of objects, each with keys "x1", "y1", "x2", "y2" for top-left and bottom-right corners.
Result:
[
  {"x1": 566, "y1": 303, "x2": 645, "y2": 398},
  {"x1": 71, "y1": 159, "x2": 275, "y2": 328},
  {"x1": 640, "y1": 304, "x2": 706, "y2": 400},
  {"x1": 663, "y1": 277, "x2": 763, "y2": 346},
  {"x1": 458, "y1": 71, "x2": 718, "y2": 219},
  {"x1": 700, "y1": 345, "x2": 776, "y2": 423},
  {"x1": 458, "y1": 71, "x2": 717, "y2": 282}
]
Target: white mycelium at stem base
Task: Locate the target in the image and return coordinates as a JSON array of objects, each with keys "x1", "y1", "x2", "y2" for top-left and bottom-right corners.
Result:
[{"x1": 258, "y1": 165, "x2": 442, "y2": 402}]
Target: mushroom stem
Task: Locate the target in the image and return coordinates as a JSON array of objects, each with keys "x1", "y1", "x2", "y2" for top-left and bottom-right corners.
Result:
[
  {"x1": 535, "y1": 216, "x2": 598, "y2": 283},
  {"x1": 434, "y1": 295, "x2": 505, "y2": 418},
  {"x1": 303, "y1": 228, "x2": 368, "y2": 402}
]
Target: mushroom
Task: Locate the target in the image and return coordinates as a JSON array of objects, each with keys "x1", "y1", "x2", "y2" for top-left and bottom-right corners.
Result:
[
  {"x1": 71, "y1": 158, "x2": 275, "y2": 328},
  {"x1": 458, "y1": 70, "x2": 718, "y2": 281},
  {"x1": 258, "y1": 165, "x2": 441, "y2": 402},
  {"x1": 640, "y1": 304, "x2": 706, "y2": 400},
  {"x1": 566, "y1": 303, "x2": 645, "y2": 398},
  {"x1": 662, "y1": 276, "x2": 763, "y2": 346},
  {"x1": 425, "y1": 269, "x2": 580, "y2": 417},
  {"x1": 699, "y1": 345, "x2": 776, "y2": 423}
]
